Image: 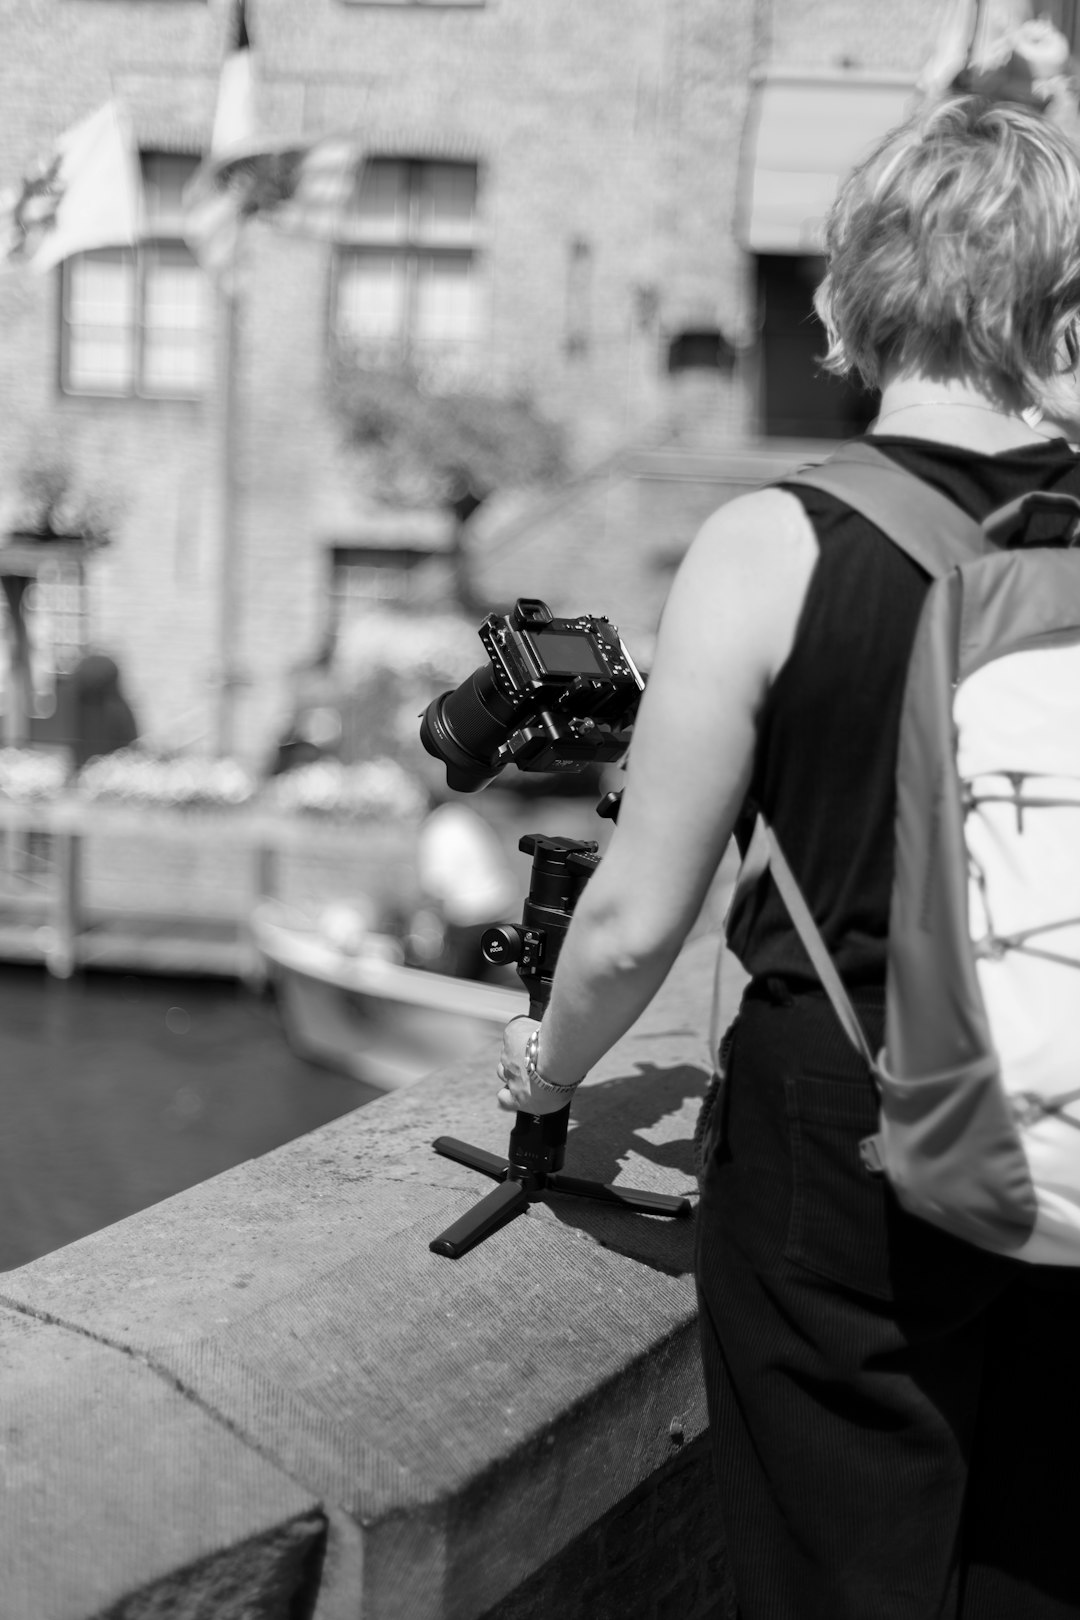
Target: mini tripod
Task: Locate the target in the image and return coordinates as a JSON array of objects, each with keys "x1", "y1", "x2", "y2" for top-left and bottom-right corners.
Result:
[{"x1": 429, "y1": 831, "x2": 693, "y2": 1258}]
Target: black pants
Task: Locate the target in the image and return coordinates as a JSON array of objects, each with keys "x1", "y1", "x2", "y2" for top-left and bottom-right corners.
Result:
[{"x1": 695, "y1": 980, "x2": 1080, "y2": 1620}]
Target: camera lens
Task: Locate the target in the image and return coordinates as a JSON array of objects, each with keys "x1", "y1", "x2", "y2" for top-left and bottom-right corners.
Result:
[{"x1": 419, "y1": 663, "x2": 520, "y2": 792}]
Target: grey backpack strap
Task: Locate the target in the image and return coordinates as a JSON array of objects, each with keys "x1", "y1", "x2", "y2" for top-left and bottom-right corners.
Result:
[
  {"x1": 733, "y1": 444, "x2": 985, "y2": 1074},
  {"x1": 782, "y1": 440, "x2": 986, "y2": 577},
  {"x1": 759, "y1": 820, "x2": 877, "y2": 1073}
]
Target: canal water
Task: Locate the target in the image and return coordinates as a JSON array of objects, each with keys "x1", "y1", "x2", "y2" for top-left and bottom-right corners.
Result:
[
  {"x1": 0, "y1": 797, "x2": 619, "y2": 1274},
  {"x1": 0, "y1": 964, "x2": 379, "y2": 1272}
]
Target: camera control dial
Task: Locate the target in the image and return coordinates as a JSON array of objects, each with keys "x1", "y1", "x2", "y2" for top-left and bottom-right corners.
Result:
[{"x1": 480, "y1": 924, "x2": 546, "y2": 969}]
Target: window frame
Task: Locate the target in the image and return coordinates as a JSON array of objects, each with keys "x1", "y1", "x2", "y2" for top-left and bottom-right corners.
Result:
[
  {"x1": 59, "y1": 246, "x2": 138, "y2": 400},
  {"x1": 26, "y1": 557, "x2": 89, "y2": 696},
  {"x1": 327, "y1": 545, "x2": 432, "y2": 646},
  {"x1": 2, "y1": 554, "x2": 91, "y2": 732},
  {"x1": 331, "y1": 157, "x2": 482, "y2": 366},
  {"x1": 58, "y1": 151, "x2": 209, "y2": 403}
]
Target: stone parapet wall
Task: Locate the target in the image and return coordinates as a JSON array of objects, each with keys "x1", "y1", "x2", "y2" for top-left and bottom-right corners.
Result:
[
  {"x1": 0, "y1": 931, "x2": 747, "y2": 1619},
  {"x1": 482, "y1": 1435, "x2": 727, "y2": 1620}
]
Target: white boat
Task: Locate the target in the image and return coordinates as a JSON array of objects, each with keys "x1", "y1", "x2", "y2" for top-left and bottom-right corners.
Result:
[{"x1": 250, "y1": 901, "x2": 528, "y2": 1090}]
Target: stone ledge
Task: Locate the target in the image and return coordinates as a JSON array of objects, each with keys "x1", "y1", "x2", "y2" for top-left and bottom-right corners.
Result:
[
  {"x1": 1, "y1": 932, "x2": 744, "y2": 1619},
  {"x1": 0, "y1": 1306, "x2": 325, "y2": 1620}
]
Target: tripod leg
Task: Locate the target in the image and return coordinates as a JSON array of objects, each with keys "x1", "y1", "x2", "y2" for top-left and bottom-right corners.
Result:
[
  {"x1": 432, "y1": 1136, "x2": 509, "y2": 1181},
  {"x1": 430, "y1": 1177, "x2": 533, "y2": 1259},
  {"x1": 545, "y1": 1173, "x2": 693, "y2": 1219}
]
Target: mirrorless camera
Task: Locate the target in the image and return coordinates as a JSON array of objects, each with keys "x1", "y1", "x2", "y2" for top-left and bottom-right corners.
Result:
[{"x1": 420, "y1": 598, "x2": 644, "y2": 793}]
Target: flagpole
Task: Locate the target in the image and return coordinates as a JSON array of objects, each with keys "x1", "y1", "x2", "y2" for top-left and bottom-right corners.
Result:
[
  {"x1": 184, "y1": 0, "x2": 346, "y2": 755},
  {"x1": 200, "y1": 0, "x2": 254, "y2": 759},
  {"x1": 215, "y1": 238, "x2": 243, "y2": 757}
]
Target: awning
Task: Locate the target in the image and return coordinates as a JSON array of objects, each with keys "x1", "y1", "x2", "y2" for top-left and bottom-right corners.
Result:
[
  {"x1": 0, "y1": 537, "x2": 86, "y2": 576},
  {"x1": 739, "y1": 71, "x2": 919, "y2": 254}
]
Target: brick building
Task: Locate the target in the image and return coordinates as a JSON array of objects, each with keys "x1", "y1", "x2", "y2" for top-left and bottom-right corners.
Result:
[{"x1": 0, "y1": 0, "x2": 1040, "y2": 765}]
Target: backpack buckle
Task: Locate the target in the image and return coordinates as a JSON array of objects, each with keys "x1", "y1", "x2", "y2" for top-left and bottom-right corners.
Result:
[
  {"x1": 859, "y1": 1134, "x2": 885, "y2": 1175},
  {"x1": 983, "y1": 490, "x2": 1080, "y2": 550}
]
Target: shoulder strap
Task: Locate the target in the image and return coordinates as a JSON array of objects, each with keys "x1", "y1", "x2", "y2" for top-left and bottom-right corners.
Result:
[
  {"x1": 782, "y1": 440, "x2": 987, "y2": 579},
  {"x1": 732, "y1": 439, "x2": 986, "y2": 1069},
  {"x1": 747, "y1": 442, "x2": 1080, "y2": 1071},
  {"x1": 761, "y1": 821, "x2": 877, "y2": 1072},
  {"x1": 726, "y1": 814, "x2": 877, "y2": 1069}
]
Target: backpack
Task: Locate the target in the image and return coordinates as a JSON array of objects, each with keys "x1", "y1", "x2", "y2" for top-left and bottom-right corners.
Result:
[{"x1": 743, "y1": 439, "x2": 1080, "y2": 1264}]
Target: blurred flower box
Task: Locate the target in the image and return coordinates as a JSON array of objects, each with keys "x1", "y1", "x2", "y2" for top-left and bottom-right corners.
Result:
[
  {"x1": 0, "y1": 747, "x2": 70, "y2": 804},
  {"x1": 75, "y1": 749, "x2": 257, "y2": 813},
  {"x1": 0, "y1": 748, "x2": 428, "y2": 827},
  {"x1": 257, "y1": 759, "x2": 426, "y2": 824}
]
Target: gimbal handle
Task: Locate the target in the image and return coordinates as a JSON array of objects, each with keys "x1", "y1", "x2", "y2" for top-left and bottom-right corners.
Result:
[
  {"x1": 428, "y1": 793, "x2": 692, "y2": 1258},
  {"x1": 480, "y1": 834, "x2": 599, "y2": 1177}
]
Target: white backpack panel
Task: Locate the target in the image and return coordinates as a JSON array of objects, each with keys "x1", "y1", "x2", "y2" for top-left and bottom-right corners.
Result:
[{"x1": 956, "y1": 642, "x2": 1080, "y2": 1262}]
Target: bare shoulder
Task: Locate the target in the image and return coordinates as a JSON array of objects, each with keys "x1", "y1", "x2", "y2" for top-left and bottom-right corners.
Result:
[
  {"x1": 686, "y1": 486, "x2": 819, "y2": 577},
  {"x1": 659, "y1": 487, "x2": 819, "y2": 682}
]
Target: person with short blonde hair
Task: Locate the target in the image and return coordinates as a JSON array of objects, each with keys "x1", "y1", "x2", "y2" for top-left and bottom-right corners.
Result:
[
  {"x1": 494, "y1": 94, "x2": 1080, "y2": 1618},
  {"x1": 818, "y1": 95, "x2": 1080, "y2": 420}
]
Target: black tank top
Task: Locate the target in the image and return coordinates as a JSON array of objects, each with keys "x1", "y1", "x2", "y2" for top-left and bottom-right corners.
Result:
[{"x1": 725, "y1": 432, "x2": 1080, "y2": 987}]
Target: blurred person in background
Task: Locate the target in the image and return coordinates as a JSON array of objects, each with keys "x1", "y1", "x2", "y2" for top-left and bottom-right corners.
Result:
[
  {"x1": 267, "y1": 705, "x2": 342, "y2": 777},
  {"x1": 414, "y1": 795, "x2": 518, "y2": 980},
  {"x1": 70, "y1": 652, "x2": 138, "y2": 769}
]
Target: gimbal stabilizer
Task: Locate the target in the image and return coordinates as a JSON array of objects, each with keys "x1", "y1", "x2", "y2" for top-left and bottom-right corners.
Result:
[{"x1": 429, "y1": 828, "x2": 693, "y2": 1259}]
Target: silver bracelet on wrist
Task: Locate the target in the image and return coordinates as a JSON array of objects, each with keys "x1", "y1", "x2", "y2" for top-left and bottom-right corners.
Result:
[{"x1": 525, "y1": 1028, "x2": 582, "y2": 1097}]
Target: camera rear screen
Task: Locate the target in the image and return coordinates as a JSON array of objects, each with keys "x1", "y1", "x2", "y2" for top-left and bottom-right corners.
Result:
[{"x1": 526, "y1": 632, "x2": 607, "y2": 676}]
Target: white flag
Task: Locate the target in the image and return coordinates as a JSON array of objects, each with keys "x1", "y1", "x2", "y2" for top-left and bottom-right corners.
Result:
[
  {"x1": 184, "y1": 0, "x2": 365, "y2": 284},
  {"x1": 0, "y1": 101, "x2": 140, "y2": 274},
  {"x1": 184, "y1": 0, "x2": 312, "y2": 283},
  {"x1": 181, "y1": 0, "x2": 256, "y2": 282},
  {"x1": 269, "y1": 133, "x2": 368, "y2": 243},
  {"x1": 917, "y1": 0, "x2": 979, "y2": 95}
]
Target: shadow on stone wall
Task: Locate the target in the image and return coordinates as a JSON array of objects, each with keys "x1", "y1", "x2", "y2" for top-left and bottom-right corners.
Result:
[{"x1": 534, "y1": 1061, "x2": 706, "y2": 1276}]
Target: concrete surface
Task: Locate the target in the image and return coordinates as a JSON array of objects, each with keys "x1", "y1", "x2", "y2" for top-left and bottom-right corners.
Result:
[
  {"x1": 0, "y1": 1307, "x2": 324, "y2": 1619},
  {"x1": 1, "y1": 930, "x2": 748, "y2": 1619}
]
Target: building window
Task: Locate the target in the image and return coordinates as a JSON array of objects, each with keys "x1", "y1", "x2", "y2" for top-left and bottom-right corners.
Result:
[
  {"x1": 667, "y1": 329, "x2": 736, "y2": 375},
  {"x1": 332, "y1": 160, "x2": 481, "y2": 370},
  {"x1": 329, "y1": 547, "x2": 425, "y2": 635},
  {"x1": 25, "y1": 561, "x2": 88, "y2": 688},
  {"x1": 755, "y1": 255, "x2": 877, "y2": 439},
  {"x1": 0, "y1": 558, "x2": 88, "y2": 728},
  {"x1": 60, "y1": 153, "x2": 210, "y2": 400}
]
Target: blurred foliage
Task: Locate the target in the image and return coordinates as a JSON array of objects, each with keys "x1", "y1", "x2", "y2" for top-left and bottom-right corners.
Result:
[
  {"x1": 292, "y1": 609, "x2": 481, "y2": 767},
  {"x1": 333, "y1": 609, "x2": 480, "y2": 686},
  {"x1": 329, "y1": 353, "x2": 566, "y2": 511},
  {"x1": 0, "y1": 747, "x2": 70, "y2": 802},
  {"x1": 13, "y1": 441, "x2": 122, "y2": 546},
  {"x1": 318, "y1": 358, "x2": 567, "y2": 767}
]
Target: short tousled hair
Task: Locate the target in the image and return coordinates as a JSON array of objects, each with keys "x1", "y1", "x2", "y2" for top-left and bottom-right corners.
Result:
[{"x1": 815, "y1": 95, "x2": 1080, "y2": 414}]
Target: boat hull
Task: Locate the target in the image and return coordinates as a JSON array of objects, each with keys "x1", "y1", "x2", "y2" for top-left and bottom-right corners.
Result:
[{"x1": 252, "y1": 905, "x2": 528, "y2": 1090}]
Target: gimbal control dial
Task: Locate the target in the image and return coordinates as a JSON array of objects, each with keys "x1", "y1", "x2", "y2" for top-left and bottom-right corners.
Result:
[{"x1": 480, "y1": 924, "x2": 546, "y2": 969}]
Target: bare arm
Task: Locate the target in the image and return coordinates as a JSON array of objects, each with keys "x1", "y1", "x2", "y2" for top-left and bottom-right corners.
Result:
[{"x1": 496, "y1": 487, "x2": 820, "y2": 1111}]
